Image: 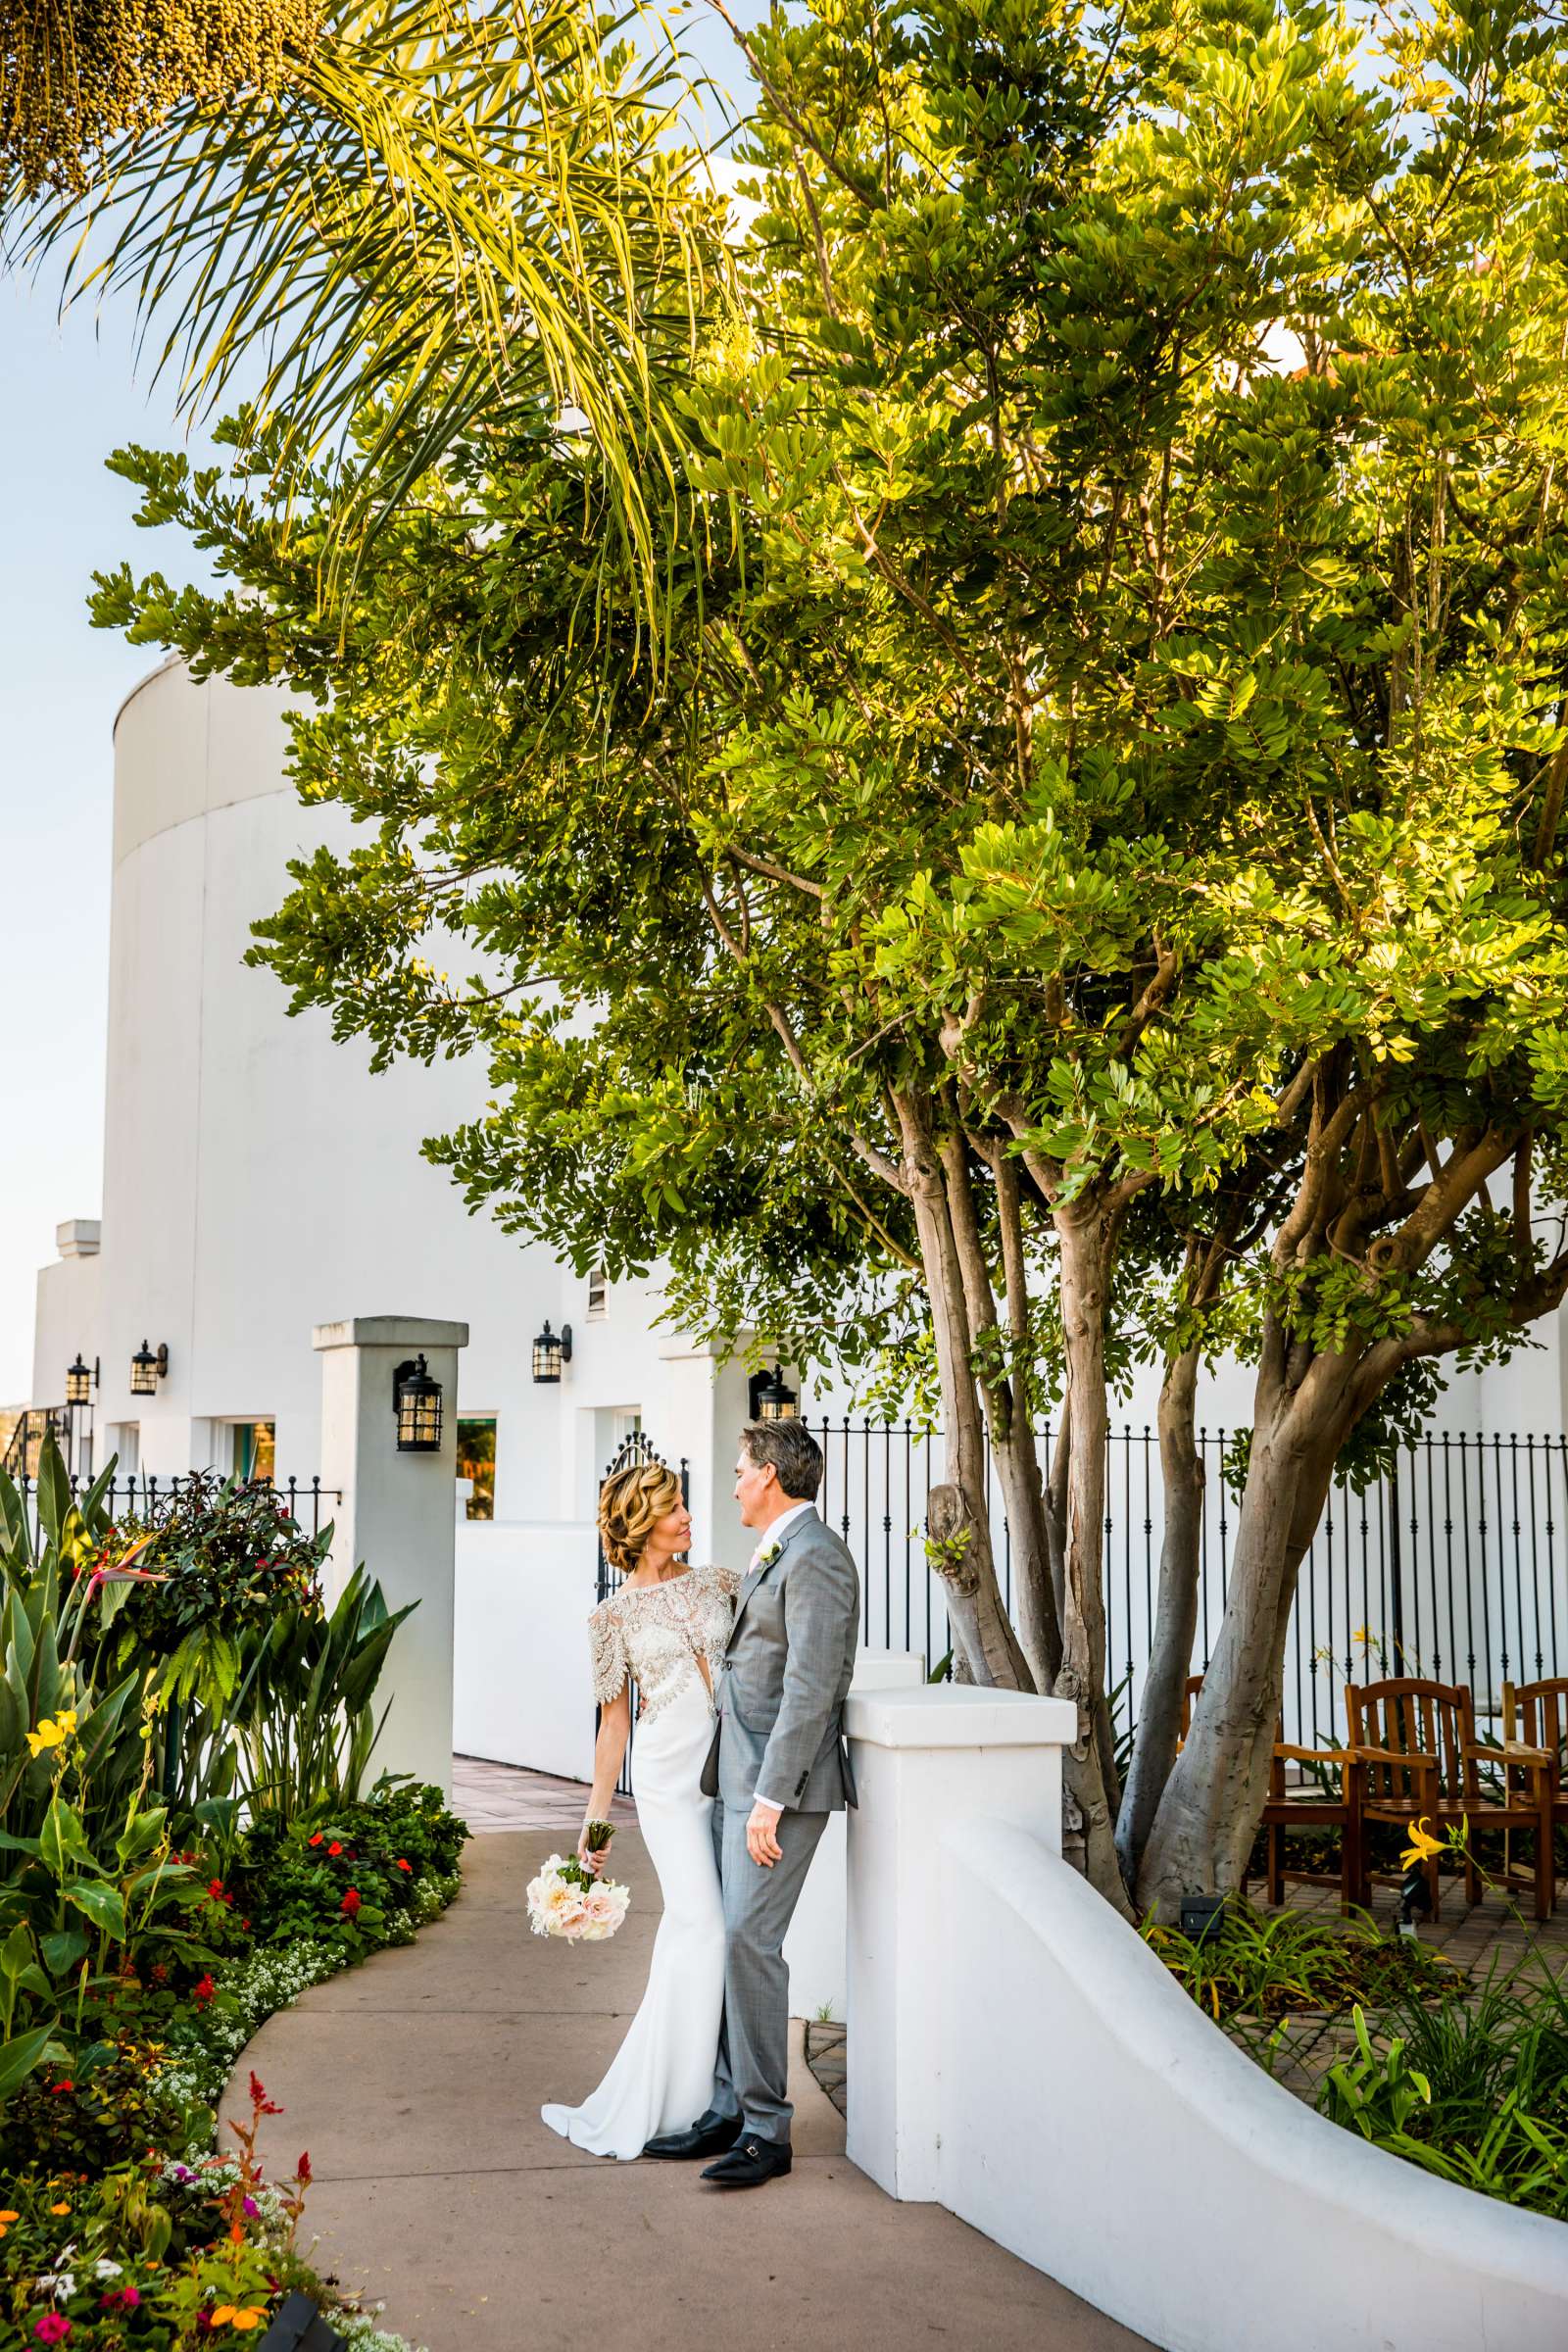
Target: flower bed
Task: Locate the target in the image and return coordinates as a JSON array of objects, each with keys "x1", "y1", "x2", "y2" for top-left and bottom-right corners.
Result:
[{"x1": 0, "y1": 1445, "x2": 466, "y2": 2345}]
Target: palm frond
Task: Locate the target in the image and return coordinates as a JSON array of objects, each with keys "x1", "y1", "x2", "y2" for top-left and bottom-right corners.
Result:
[{"x1": 4, "y1": 0, "x2": 723, "y2": 635}]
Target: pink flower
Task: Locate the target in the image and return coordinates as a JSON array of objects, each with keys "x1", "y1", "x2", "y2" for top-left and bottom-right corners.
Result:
[{"x1": 35, "y1": 2320, "x2": 73, "y2": 2344}]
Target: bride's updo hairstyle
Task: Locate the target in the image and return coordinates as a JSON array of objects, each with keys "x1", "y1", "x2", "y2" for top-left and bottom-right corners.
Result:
[{"x1": 598, "y1": 1458, "x2": 684, "y2": 1576}]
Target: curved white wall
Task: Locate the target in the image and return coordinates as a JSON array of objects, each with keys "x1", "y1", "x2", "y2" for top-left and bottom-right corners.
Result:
[{"x1": 939, "y1": 1820, "x2": 1568, "y2": 2352}]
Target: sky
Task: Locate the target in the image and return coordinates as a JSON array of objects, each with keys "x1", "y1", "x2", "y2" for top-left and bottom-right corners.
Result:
[
  {"x1": 0, "y1": 11, "x2": 760, "y2": 1406},
  {"x1": 0, "y1": 274, "x2": 229, "y2": 1402}
]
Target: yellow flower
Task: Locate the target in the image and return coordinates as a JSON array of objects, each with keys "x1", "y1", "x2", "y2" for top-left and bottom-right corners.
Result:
[
  {"x1": 1400, "y1": 1817, "x2": 1446, "y2": 1871},
  {"x1": 24, "y1": 1715, "x2": 73, "y2": 1759}
]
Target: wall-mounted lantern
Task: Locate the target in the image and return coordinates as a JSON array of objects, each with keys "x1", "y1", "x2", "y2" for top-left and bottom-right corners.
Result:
[
  {"x1": 749, "y1": 1367, "x2": 800, "y2": 1422},
  {"x1": 531, "y1": 1321, "x2": 572, "y2": 1384},
  {"x1": 393, "y1": 1353, "x2": 444, "y2": 1451},
  {"x1": 129, "y1": 1341, "x2": 169, "y2": 1396},
  {"x1": 65, "y1": 1353, "x2": 98, "y2": 1406}
]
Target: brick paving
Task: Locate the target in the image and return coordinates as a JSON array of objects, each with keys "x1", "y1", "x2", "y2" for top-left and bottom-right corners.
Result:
[{"x1": 451, "y1": 1752, "x2": 636, "y2": 1835}]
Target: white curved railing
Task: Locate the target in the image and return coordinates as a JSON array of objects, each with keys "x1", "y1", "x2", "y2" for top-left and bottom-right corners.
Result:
[{"x1": 938, "y1": 1818, "x2": 1568, "y2": 2352}]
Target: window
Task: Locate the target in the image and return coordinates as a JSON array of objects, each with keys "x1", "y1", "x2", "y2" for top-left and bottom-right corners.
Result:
[
  {"x1": 457, "y1": 1418, "x2": 497, "y2": 1520},
  {"x1": 587, "y1": 1266, "x2": 608, "y2": 1320},
  {"x1": 232, "y1": 1422, "x2": 275, "y2": 1482}
]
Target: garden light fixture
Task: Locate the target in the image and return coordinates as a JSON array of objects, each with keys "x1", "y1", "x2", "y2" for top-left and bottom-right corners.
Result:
[
  {"x1": 393, "y1": 1353, "x2": 444, "y2": 1451},
  {"x1": 531, "y1": 1320, "x2": 572, "y2": 1383},
  {"x1": 749, "y1": 1367, "x2": 799, "y2": 1422},
  {"x1": 129, "y1": 1340, "x2": 169, "y2": 1396},
  {"x1": 1179, "y1": 1893, "x2": 1226, "y2": 1947},
  {"x1": 65, "y1": 1352, "x2": 97, "y2": 1405}
]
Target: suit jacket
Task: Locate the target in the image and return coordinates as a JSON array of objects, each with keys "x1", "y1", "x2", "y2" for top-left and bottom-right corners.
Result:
[{"x1": 701, "y1": 1506, "x2": 860, "y2": 1814}]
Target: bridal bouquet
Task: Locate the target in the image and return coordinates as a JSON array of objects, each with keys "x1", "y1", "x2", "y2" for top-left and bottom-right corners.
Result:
[{"x1": 526, "y1": 1824, "x2": 630, "y2": 1942}]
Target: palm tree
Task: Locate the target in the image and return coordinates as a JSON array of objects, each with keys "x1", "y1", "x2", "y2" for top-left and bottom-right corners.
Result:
[{"x1": 1, "y1": 0, "x2": 717, "y2": 613}]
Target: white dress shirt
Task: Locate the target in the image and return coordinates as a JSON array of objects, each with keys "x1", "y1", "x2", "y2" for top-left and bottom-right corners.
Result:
[{"x1": 749, "y1": 1502, "x2": 817, "y2": 1814}]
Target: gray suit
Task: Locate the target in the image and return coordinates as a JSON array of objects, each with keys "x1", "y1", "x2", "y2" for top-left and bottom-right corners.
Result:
[{"x1": 701, "y1": 1506, "x2": 859, "y2": 2142}]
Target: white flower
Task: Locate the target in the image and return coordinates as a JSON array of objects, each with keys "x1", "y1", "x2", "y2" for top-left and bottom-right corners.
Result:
[{"x1": 95, "y1": 2257, "x2": 124, "y2": 2278}]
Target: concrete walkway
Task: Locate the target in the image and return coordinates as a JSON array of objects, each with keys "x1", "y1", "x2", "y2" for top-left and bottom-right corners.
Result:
[{"x1": 228, "y1": 1821, "x2": 1152, "y2": 2350}]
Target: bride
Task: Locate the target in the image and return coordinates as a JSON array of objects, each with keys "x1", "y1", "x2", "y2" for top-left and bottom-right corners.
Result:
[{"x1": 540, "y1": 1456, "x2": 737, "y2": 2160}]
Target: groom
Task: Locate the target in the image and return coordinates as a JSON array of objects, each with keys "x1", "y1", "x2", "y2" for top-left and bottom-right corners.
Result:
[{"x1": 643, "y1": 1416, "x2": 859, "y2": 2188}]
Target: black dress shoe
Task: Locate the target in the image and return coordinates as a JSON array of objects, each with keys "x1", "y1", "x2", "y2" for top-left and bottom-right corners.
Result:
[
  {"x1": 700, "y1": 2134, "x2": 793, "y2": 2187},
  {"x1": 642, "y1": 2109, "x2": 744, "y2": 2160}
]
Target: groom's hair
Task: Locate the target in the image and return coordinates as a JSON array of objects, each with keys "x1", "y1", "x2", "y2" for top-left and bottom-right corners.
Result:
[{"x1": 740, "y1": 1418, "x2": 823, "y2": 1501}]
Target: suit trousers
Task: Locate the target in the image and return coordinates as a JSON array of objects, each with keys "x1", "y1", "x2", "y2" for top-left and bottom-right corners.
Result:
[{"x1": 710, "y1": 1791, "x2": 829, "y2": 2142}]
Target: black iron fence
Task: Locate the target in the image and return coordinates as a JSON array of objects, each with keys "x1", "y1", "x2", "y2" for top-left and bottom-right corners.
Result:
[
  {"x1": 7, "y1": 1472, "x2": 342, "y2": 1552},
  {"x1": 810, "y1": 1420, "x2": 1568, "y2": 1749}
]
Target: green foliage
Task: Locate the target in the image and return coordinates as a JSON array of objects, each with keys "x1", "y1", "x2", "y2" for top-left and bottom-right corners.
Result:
[
  {"x1": 1145, "y1": 1900, "x2": 1451, "y2": 2024},
  {"x1": 231, "y1": 1784, "x2": 464, "y2": 1955},
  {"x1": 1319, "y1": 2004, "x2": 1435, "y2": 2140},
  {"x1": 1315, "y1": 1962, "x2": 1568, "y2": 2220},
  {"x1": 0, "y1": 1440, "x2": 418, "y2": 2108},
  {"x1": 6, "y1": 0, "x2": 722, "y2": 630}
]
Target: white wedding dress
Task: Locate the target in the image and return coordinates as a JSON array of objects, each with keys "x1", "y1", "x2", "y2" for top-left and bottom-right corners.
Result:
[{"x1": 540, "y1": 1562, "x2": 737, "y2": 2160}]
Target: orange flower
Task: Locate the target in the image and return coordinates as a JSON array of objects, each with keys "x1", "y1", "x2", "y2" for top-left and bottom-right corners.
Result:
[{"x1": 50, "y1": 2200, "x2": 71, "y2": 2214}]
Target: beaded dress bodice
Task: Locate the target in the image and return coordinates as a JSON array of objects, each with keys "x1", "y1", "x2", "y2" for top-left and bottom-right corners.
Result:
[{"x1": 588, "y1": 1562, "x2": 741, "y2": 1724}]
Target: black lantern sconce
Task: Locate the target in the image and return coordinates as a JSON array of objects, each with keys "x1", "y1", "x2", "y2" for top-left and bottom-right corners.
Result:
[
  {"x1": 748, "y1": 1366, "x2": 800, "y2": 1422},
  {"x1": 129, "y1": 1341, "x2": 169, "y2": 1397},
  {"x1": 393, "y1": 1353, "x2": 444, "y2": 1452},
  {"x1": 531, "y1": 1321, "x2": 572, "y2": 1384},
  {"x1": 65, "y1": 1353, "x2": 99, "y2": 1406}
]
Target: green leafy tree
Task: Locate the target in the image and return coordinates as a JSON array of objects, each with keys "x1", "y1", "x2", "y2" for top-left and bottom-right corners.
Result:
[{"x1": 94, "y1": 0, "x2": 1568, "y2": 1914}]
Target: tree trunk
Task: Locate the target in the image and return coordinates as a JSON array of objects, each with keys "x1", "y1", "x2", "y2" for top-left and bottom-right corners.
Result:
[
  {"x1": 987, "y1": 1152, "x2": 1062, "y2": 1693},
  {"x1": 1115, "y1": 1340, "x2": 1202, "y2": 1894},
  {"x1": 1053, "y1": 1199, "x2": 1131, "y2": 1915},
  {"x1": 898, "y1": 1099, "x2": 1030, "y2": 1688},
  {"x1": 1138, "y1": 1337, "x2": 1344, "y2": 1916}
]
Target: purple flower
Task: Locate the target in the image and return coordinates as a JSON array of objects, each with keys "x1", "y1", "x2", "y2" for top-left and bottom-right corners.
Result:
[{"x1": 242, "y1": 2196, "x2": 260, "y2": 2218}]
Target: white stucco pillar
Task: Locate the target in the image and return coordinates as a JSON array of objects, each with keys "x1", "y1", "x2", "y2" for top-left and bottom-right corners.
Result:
[
  {"x1": 784, "y1": 1650, "x2": 927, "y2": 2021},
  {"x1": 844, "y1": 1684, "x2": 1076, "y2": 2201},
  {"x1": 313, "y1": 1314, "x2": 469, "y2": 1800}
]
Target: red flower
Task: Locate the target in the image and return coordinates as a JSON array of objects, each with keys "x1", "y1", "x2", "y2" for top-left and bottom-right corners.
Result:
[
  {"x1": 249, "y1": 2070, "x2": 282, "y2": 2115},
  {"x1": 327, "y1": 1841, "x2": 343, "y2": 1857},
  {"x1": 341, "y1": 1888, "x2": 361, "y2": 1917},
  {"x1": 394, "y1": 1857, "x2": 412, "y2": 1872},
  {"x1": 208, "y1": 1879, "x2": 230, "y2": 1903},
  {"x1": 308, "y1": 1833, "x2": 323, "y2": 1847},
  {"x1": 49, "y1": 2079, "x2": 74, "y2": 2094},
  {"x1": 296, "y1": 2151, "x2": 312, "y2": 2183},
  {"x1": 193, "y1": 1974, "x2": 217, "y2": 2004},
  {"x1": 150, "y1": 1963, "x2": 169, "y2": 1985}
]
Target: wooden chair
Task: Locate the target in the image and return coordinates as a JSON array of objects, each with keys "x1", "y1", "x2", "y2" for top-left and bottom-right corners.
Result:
[
  {"x1": 1346, "y1": 1677, "x2": 1555, "y2": 1922},
  {"x1": 1503, "y1": 1679, "x2": 1568, "y2": 1861},
  {"x1": 1180, "y1": 1676, "x2": 1357, "y2": 1909},
  {"x1": 1504, "y1": 1677, "x2": 1568, "y2": 1785}
]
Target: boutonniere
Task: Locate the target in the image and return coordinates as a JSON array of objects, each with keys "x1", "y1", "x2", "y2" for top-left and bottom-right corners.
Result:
[{"x1": 757, "y1": 1539, "x2": 783, "y2": 1569}]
